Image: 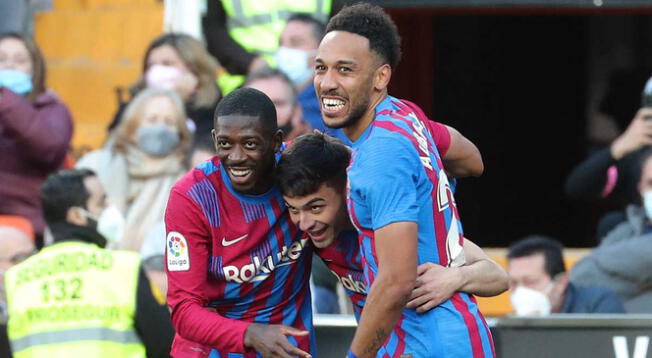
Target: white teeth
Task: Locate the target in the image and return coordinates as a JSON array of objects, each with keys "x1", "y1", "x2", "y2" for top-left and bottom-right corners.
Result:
[
  {"x1": 229, "y1": 168, "x2": 251, "y2": 177},
  {"x1": 322, "y1": 98, "x2": 345, "y2": 110}
]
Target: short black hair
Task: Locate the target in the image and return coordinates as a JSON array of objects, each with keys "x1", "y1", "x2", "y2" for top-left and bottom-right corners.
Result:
[
  {"x1": 287, "y1": 12, "x2": 326, "y2": 43},
  {"x1": 41, "y1": 169, "x2": 96, "y2": 224},
  {"x1": 214, "y1": 87, "x2": 277, "y2": 133},
  {"x1": 276, "y1": 133, "x2": 351, "y2": 197},
  {"x1": 326, "y1": 3, "x2": 401, "y2": 69},
  {"x1": 507, "y1": 235, "x2": 566, "y2": 278},
  {"x1": 244, "y1": 67, "x2": 297, "y2": 101}
]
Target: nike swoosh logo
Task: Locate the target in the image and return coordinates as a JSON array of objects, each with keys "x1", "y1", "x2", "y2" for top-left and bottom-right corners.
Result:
[{"x1": 222, "y1": 234, "x2": 248, "y2": 246}]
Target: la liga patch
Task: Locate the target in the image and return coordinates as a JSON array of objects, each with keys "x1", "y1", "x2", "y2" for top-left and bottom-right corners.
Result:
[{"x1": 167, "y1": 231, "x2": 190, "y2": 271}]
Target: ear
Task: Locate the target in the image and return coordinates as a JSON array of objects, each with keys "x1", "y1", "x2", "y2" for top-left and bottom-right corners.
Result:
[
  {"x1": 374, "y1": 64, "x2": 392, "y2": 92},
  {"x1": 67, "y1": 207, "x2": 87, "y2": 226},
  {"x1": 273, "y1": 129, "x2": 284, "y2": 152},
  {"x1": 211, "y1": 129, "x2": 219, "y2": 150}
]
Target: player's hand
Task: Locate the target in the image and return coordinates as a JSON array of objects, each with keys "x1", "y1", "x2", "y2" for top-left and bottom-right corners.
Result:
[
  {"x1": 610, "y1": 108, "x2": 652, "y2": 160},
  {"x1": 244, "y1": 323, "x2": 311, "y2": 358},
  {"x1": 406, "y1": 262, "x2": 464, "y2": 313}
]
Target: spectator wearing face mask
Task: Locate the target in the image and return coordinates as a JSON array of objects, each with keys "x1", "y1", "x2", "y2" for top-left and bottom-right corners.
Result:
[
  {"x1": 507, "y1": 235, "x2": 624, "y2": 316},
  {"x1": 571, "y1": 148, "x2": 652, "y2": 313},
  {"x1": 243, "y1": 67, "x2": 309, "y2": 141},
  {"x1": 0, "y1": 33, "x2": 73, "y2": 244},
  {"x1": 77, "y1": 88, "x2": 192, "y2": 252},
  {"x1": 109, "y1": 33, "x2": 220, "y2": 142},
  {"x1": 275, "y1": 13, "x2": 350, "y2": 145}
]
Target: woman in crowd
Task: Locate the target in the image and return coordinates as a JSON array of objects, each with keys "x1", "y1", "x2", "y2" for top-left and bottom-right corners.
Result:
[
  {"x1": 0, "y1": 33, "x2": 73, "y2": 244},
  {"x1": 109, "y1": 33, "x2": 220, "y2": 143},
  {"x1": 77, "y1": 88, "x2": 191, "y2": 252}
]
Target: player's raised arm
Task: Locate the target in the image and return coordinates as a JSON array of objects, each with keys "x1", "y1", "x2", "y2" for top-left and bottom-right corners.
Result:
[
  {"x1": 407, "y1": 238, "x2": 509, "y2": 312},
  {"x1": 441, "y1": 125, "x2": 484, "y2": 178}
]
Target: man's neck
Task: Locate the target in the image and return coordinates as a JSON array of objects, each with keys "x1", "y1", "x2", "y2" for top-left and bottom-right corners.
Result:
[{"x1": 343, "y1": 91, "x2": 388, "y2": 142}]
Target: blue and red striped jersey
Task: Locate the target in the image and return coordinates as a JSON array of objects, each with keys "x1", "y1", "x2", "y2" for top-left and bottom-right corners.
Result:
[
  {"x1": 315, "y1": 229, "x2": 366, "y2": 319},
  {"x1": 346, "y1": 96, "x2": 495, "y2": 358},
  {"x1": 165, "y1": 156, "x2": 314, "y2": 358}
]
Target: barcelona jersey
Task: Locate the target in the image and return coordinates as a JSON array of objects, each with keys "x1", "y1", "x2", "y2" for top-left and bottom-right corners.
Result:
[
  {"x1": 165, "y1": 155, "x2": 314, "y2": 358},
  {"x1": 346, "y1": 96, "x2": 495, "y2": 358}
]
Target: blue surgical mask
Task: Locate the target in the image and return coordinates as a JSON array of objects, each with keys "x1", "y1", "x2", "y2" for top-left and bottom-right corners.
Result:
[
  {"x1": 136, "y1": 124, "x2": 180, "y2": 156},
  {"x1": 275, "y1": 46, "x2": 314, "y2": 86},
  {"x1": 0, "y1": 69, "x2": 32, "y2": 95}
]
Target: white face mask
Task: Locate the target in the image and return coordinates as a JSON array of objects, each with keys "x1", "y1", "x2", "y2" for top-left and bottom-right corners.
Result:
[
  {"x1": 510, "y1": 285, "x2": 552, "y2": 316},
  {"x1": 642, "y1": 191, "x2": 652, "y2": 220},
  {"x1": 275, "y1": 46, "x2": 314, "y2": 86},
  {"x1": 81, "y1": 205, "x2": 125, "y2": 243}
]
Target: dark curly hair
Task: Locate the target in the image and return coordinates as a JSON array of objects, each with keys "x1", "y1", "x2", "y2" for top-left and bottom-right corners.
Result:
[{"x1": 325, "y1": 3, "x2": 401, "y2": 69}]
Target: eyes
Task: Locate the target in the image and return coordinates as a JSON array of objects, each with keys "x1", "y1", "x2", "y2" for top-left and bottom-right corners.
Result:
[
  {"x1": 287, "y1": 205, "x2": 324, "y2": 215},
  {"x1": 216, "y1": 140, "x2": 258, "y2": 150},
  {"x1": 315, "y1": 64, "x2": 352, "y2": 74}
]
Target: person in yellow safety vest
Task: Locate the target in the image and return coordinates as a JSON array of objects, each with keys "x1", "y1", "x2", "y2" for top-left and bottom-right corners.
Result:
[
  {"x1": 203, "y1": 0, "x2": 332, "y2": 94},
  {"x1": 4, "y1": 169, "x2": 174, "y2": 358}
]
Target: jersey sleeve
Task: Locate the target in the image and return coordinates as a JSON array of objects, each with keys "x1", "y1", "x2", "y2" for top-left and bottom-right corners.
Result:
[
  {"x1": 424, "y1": 120, "x2": 451, "y2": 156},
  {"x1": 354, "y1": 137, "x2": 421, "y2": 230},
  {"x1": 165, "y1": 186, "x2": 251, "y2": 353}
]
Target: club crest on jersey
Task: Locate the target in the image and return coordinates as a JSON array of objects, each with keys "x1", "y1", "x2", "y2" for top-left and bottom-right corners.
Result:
[
  {"x1": 222, "y1": 237, "x2": 309, "y2": 283},
  {"x1": 167, "y1": 231, "x2": 190, "y2": 271}
]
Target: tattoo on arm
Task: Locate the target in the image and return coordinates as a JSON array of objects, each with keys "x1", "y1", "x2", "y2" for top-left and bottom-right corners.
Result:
[{"x1": 365, "y1": 328, "x2": 388, "y2": 355}]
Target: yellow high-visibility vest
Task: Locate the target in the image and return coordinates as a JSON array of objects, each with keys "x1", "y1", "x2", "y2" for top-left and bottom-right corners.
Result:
[
  {"x1": 5, "y1": 241, "x2": 146, "y2": 358},
  {"x1": 218, "y1": 0, "x2": 332, "y2": 94}
]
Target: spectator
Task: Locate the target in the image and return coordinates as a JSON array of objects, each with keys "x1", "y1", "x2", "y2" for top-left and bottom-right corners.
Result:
[
  {"x1": 508, "y1": 235, "x2": 624, "y2": 315},
  {"x1": 77, "y1": 88, "x2": 191, "y2": 252},
  {"x1": 4, "y1": 169, "x2": 173, "y2": 357},
  {"x1": 0, "y1": 216, "x2": 35, "y2": 358},
  {"x1": 571, "y1": 148, "x2": 652, "y2": 313},
  {"x1": 0, "y1": 32, "x2": 73, "y2": 244},
  {"x1": 109, "y1": 33, "x2": 220, "y2": 141},
  {"x1": 202, "y1": 1, "x2": 332, "y2": 94},
  {"x1": 275, "y1": 13, "x2": 349, "y2": 144},
  {"x1": 244, "y1": 67, "x2": 308, "y2": 141},
  {"x1": 565, "y1": 108, "x2": 652, "y2": 239}
]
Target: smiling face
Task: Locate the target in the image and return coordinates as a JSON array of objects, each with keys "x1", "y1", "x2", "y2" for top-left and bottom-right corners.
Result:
[
  {"x1": 314, "y1": 31, "x2": 387, "y2": 134},
  {"x1": 283, "y1": 183, "x2": 348, "y2": 248},
  {"x1": 213, "y1": 115, "x2": 281, "y2": 195}
]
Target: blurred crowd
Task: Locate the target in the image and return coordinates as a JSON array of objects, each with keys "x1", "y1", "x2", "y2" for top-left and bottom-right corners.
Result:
[{"x1": 1, "y1": 0, "x2": 652, "y2": 357}]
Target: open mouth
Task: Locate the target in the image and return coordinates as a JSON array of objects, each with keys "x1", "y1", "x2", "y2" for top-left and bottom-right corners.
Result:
[
  {"x1": 321, "y1": 97, "x2": 346, "y2": 116},
  {"x1": 308, "y1": 225, "x2": 328, "y2": 241},
  {"x1": 228, "y1": 167, "x2": 253, "y2": 185}
]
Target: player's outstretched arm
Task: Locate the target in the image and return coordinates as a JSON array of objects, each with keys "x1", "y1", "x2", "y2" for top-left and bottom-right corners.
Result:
[
  {"x1": 442, "y1": 125, "x2": 484, "y2": 178},
  {"x1": 406, "y1": 238, "x2": 509, "y2": 313},
  {"x1": 244, "y1": 323, "x2": 311, "y2": 358},
  {"x1": 349, "y1": 222, "x2": 418, "y2": 358}
]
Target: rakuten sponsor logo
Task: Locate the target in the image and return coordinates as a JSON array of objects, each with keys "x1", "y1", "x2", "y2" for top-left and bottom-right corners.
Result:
[
  {"x1": 223, "y1": 238, "x2": 309, "y2": 283},
  {"x1": 332, "y1": 271, "x2": 367, "y2": 294}
]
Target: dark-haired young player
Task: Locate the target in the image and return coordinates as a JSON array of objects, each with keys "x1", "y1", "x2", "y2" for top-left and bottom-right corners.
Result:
[
  {"x1": 277, "y1": 133, "x2": 506, "y2": 353},
  {"x1": 315, "y1": 4, "x2": 496, "y2": 357},
  {"x1": 165, "y1": 88, "x2": 313, "y2": 358}
]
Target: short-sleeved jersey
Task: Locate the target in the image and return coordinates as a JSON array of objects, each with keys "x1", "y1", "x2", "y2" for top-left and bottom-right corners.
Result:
[
  {"x1": 165, "y1": 156, "x2": 314, "y2": 358},
  {"x1": 346, "y1": 96, "x2": 495, "y2": 358}
]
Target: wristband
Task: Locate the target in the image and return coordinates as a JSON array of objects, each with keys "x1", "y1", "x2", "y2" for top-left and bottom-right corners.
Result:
[{"x1": 347, "y1": 350, "x2": 359, "y2": 358}]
